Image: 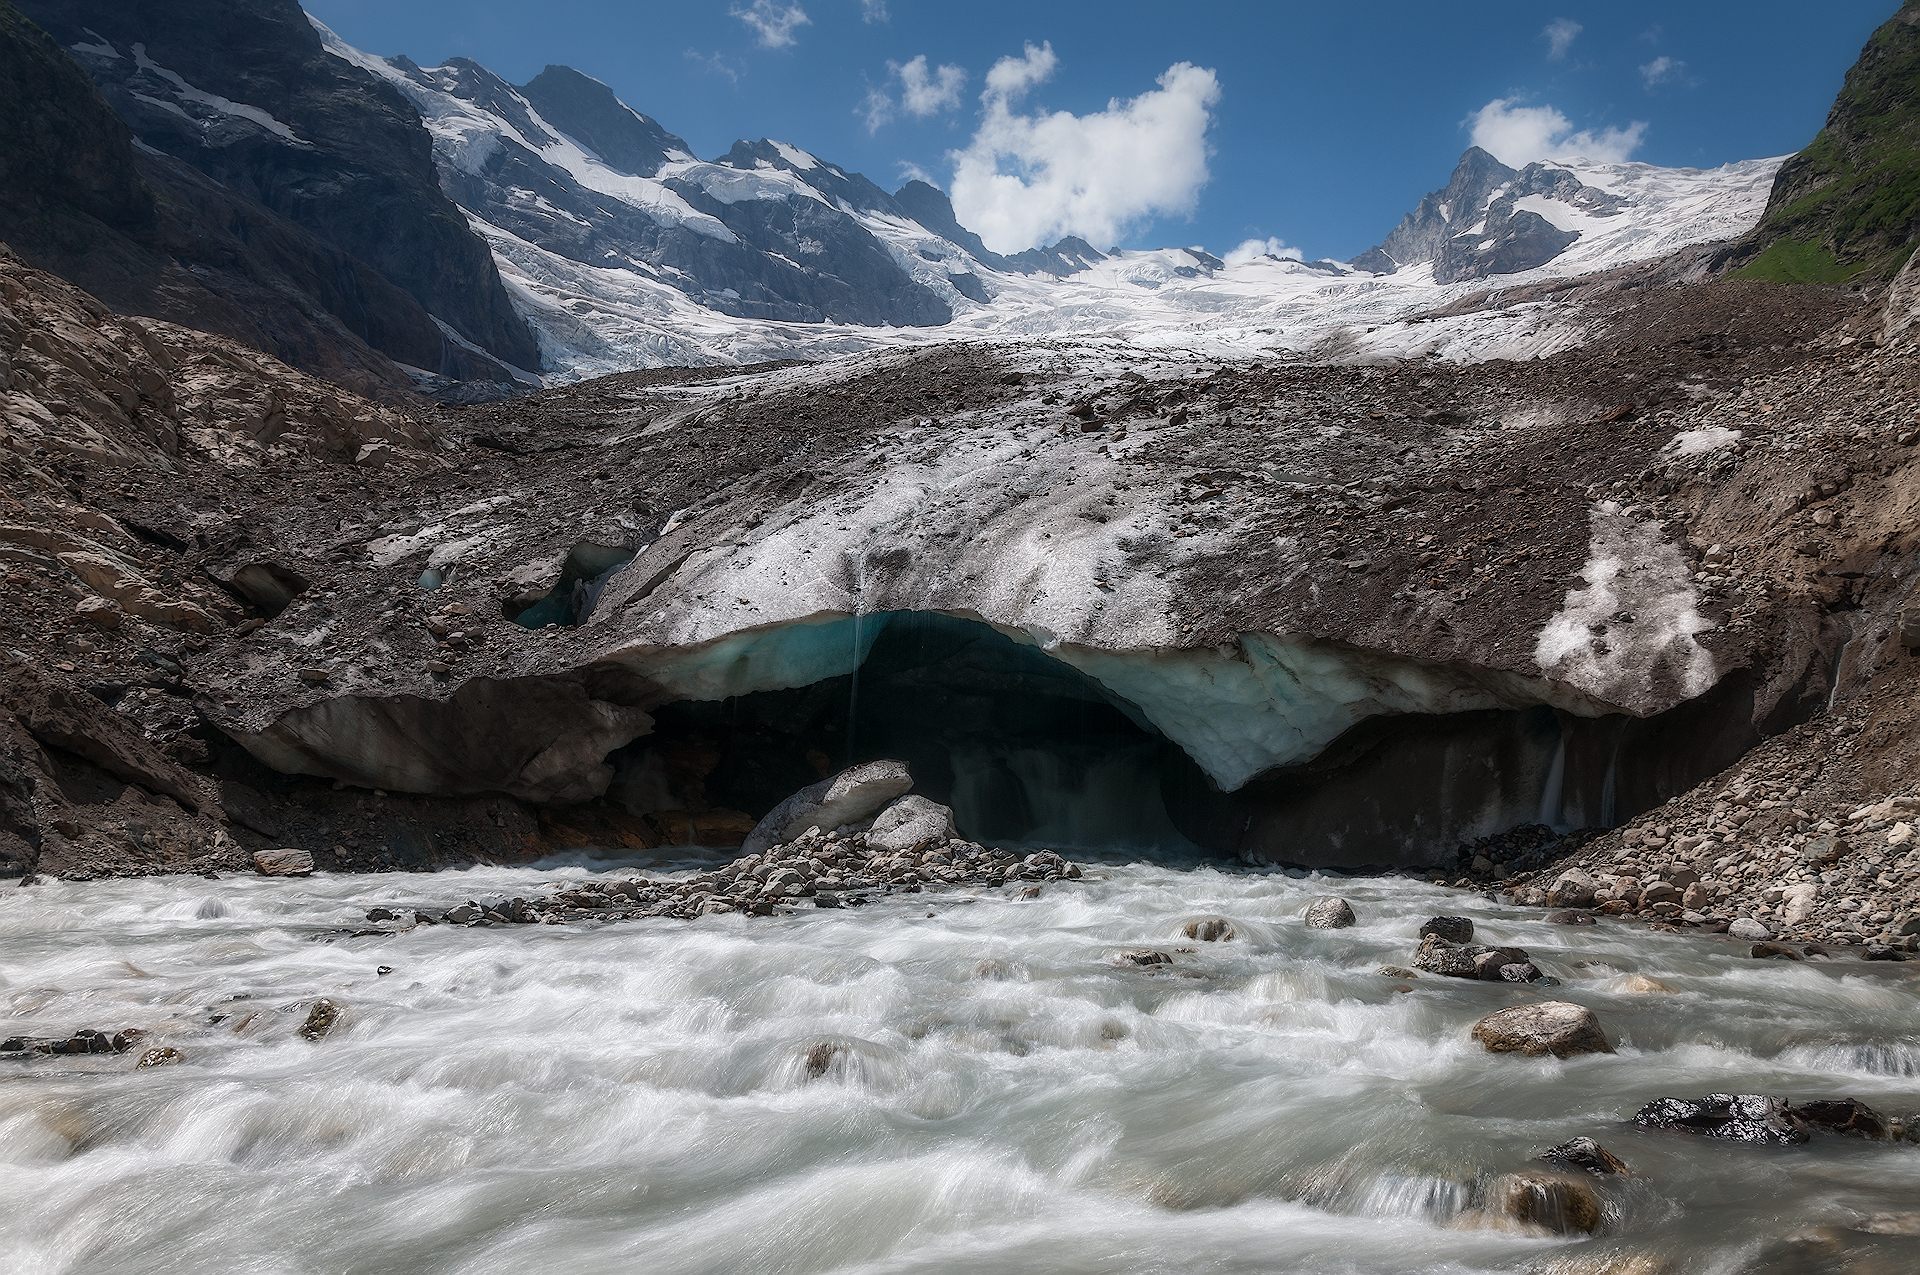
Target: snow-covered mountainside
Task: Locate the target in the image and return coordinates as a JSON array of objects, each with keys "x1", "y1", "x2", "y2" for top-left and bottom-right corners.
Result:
[{"x1": 312, "y1": 16, "x2": 1784, "y2": 380}]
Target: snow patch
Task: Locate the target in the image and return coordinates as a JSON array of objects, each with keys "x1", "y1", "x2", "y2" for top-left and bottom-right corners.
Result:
[
  {"x1": 1665, "y1": 425, "x2": 1742, "y2": 456},
  {"x1": 1534, "y1": 502, "x2": 1716, "y2": 712}
]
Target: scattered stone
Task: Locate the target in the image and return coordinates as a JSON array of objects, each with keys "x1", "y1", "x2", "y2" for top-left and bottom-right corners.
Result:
[
  {"x1": 1752, "y1": 943, "x2": 1803, "y2": 961},
  {"x1": 136, "y1": 1047, "x2": 183, "y2": 1067},
  {"x1": 252, "y1": 847, "x2": 314, "y2": 876},
  {"x1": 1420, "y1": 916, "x2": 1474, "y2": 944},
  {"x1": 1488, "y1": 1171, "x2": 1602, "y2": 1234},
  {"x1": 1376, "y1": 966, "x2": 1420, "y2": 979},
  {"x1": 1540, "y1": 1136, "x2": 1629, "y2": 1175},
  {"x1": 295, "y1": 667, "x2": 331, "y2": 683},
  {"x1": 1499, "y1": 962, "x2": 1543, "y2": 982},
  {"x1": 1727, "y1": 918, "x2": 1772, "y2": 942},
  {"x1": 1471, "y1": 1002, "x2": 1612, "y2": 1058},
  {"x1": 1547, "y1": 869, "x2": 1597, "y2": 908},
  {"x1": 1181, "y1": 917, "x2": 1236, "y2": 941},
  {"x1": 1545, "y1": 910, "x2": 1596, "y2": 925},
  {"x1": 298, "y1": 999, "x2": 340, "y2": 1041},
  {"x1": 866, "y1": 794, "x2": 956, "y2": 853},
  {"x1": 73, "y1": 596, "x2": 123, "y2": 628},
  {"x1": 1303, "y1": 897, "x2": 1356, "y2": 928}
]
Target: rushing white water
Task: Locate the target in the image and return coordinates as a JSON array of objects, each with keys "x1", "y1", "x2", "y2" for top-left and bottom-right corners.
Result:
[{"x1": 4, "y1": 855, "x2": 1920, "y2": 1274}]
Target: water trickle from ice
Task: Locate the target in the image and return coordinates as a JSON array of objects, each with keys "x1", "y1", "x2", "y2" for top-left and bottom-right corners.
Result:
[{"x1": 3, "y1": 859, "x2": 1919, "y2": 1273}]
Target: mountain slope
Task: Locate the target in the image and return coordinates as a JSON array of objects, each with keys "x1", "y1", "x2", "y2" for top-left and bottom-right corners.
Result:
[
  {"x1": 1736, "y1": 0, "x2": 1920, "y2": 283},
  {"x1": 19, "y1": 0, "x2": 541, "y2": 371},
  {"x1": 0, "y1": 0, "x2": 529, "y2": 400}
]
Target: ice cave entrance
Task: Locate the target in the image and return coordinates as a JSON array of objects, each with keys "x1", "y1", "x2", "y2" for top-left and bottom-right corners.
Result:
[
  {"x1": 615, "y1": 610, "x2": 1209, "y2": 854},
  {"x1": 609, "y1": 610, "x2": 1755, "y2": 866}
]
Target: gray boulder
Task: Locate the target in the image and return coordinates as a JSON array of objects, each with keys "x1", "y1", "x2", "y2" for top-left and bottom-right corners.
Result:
[
  {"x1": 1471, "y1": 1002, "x2": 1612, "y2": 1058},
  {"x1": 742, "y1": 760, "x2": 914, "y2": 855},
  {"x1": 1303, "y1": 897, "x2": 1356, "y2": 928},
  {"x1": 866, "y1": 794, "x2": 956, "y2": 853}
]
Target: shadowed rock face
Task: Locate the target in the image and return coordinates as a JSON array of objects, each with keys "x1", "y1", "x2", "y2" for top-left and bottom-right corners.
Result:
[
  {"x1": 17, "y1": 0, "x2": 540, "y2": 372},
  {"x1": 1352, "y1": 147, "x2": 1625, "y2": 283}
]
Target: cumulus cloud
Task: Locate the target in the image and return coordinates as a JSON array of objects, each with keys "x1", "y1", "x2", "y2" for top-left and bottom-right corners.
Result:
[
  {"x1": 1224, "y1": 237, "x2": 1304, "y2": 267},
  {"x1": 948, "y1": 43, "x2": 1221, "y2": 254},
  {"x1": 1640, "y1": 55, "x2": 1688, "y2": 88},
  {"x1": 899, "y1": 55, "x2": 967, "y2": 116},
  {"x1": 1468, "y1": 97, "x2": 1647, "y2": 165},
  {"x1": 861, "y1": 0, "x2": 888, "y2": 21},
  {"x1": 861, "y1": 54, "x2": 967, "y2": 133},
  {"x1": 1543, "y1": 18, "x2": 1582, "y2": 60},
  {"x1": 732, "y1": 1, "x2": 810, "y2": 49},
  {"x1": 984, "y1": 40, "x2": 1058, "y2": 98}
]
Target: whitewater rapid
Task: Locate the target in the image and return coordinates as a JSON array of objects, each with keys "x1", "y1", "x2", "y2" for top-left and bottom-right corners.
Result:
[{"x1": 3, "y1": 856, "x2": 1919, "y2": 1273}]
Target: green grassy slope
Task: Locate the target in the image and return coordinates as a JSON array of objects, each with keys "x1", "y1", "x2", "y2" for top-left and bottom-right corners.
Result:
[{"x1": 1735, "y1": 1, "x2": 1920, "y2": 283}]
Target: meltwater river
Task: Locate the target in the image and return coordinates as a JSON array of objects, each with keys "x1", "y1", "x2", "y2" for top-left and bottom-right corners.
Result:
[{"x1": 3, "y1": 854, "x2": 1918, "y2": 1274}]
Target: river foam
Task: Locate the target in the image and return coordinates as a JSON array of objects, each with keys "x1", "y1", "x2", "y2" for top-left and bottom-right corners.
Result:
[{"x1": 4, "y1": 858, "x2": 1919, "y2": 1272}]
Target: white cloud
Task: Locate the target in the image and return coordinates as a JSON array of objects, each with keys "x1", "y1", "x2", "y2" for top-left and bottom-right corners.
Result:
[
  {"x1": 899, "y1": 55, "x2": 966, "y2": 116},
  {"x1": 984, "y1": 41, "x2": 1058, "y2": 99},
  {"x1": 1468, "y1": 97, "x2": 1647, "y2": 165},
  {"x1": 1224, "y1": 237, "x2": 1303, "y2": 267},
  {"x1": 860, "y1": 86, "x2": 893, "y2": 132},
  {"x1": 896, "y1": 161, "x2": 937, "y2": 187},
  {"x1": 861, "y1": 54, "x2": 967, "y2": 133},
  {"x1": 1543, "y1": 18, "x2": 1582, "y2": 60},
  {"x1": 861, "y1": 0, "x2": 888, "y2": 21},
  {"x1": 732, "y1": 1, "x2": 810, "y2": 49},
  {"x1": 948, "y1": 45, "x2": 1221, "y2": 254},
  {"x1": 1640, "y1": 55, "x2": 1687, "y2": 88}
]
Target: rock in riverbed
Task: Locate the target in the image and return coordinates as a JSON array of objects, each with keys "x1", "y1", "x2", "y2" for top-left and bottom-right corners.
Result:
[
  {"x1": 1629, "y1": 1093, "x2": 1894, "y2": 1144},
  {"x1": 1488, "y1": 1171, "x2": 1602, "y2": 1234},
  {"x1": 1540, "y1": 1136, "x2": 1629, "y2": 1175},
  {"x1": 253, "y1": 847, "x2": 314, "y2": 876},
  {"x1": 1420, "y1": 916, "x2": 1474, "y2": 944},
  {"x1": 1303, "y1": 897, "x2": 1356, "y2": 928},
  {"x1": 1471, "y1": 1002, "x2": 1612, "y2": 1058}
]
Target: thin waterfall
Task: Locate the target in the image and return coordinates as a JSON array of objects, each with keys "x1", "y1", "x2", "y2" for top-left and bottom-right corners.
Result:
[{"x1": 1537, "y1": 733, "x2": 1567, "y2": 830}]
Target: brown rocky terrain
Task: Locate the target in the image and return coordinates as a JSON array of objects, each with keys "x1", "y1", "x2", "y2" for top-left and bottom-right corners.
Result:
[{"x1": 6, "y1": 211, "x2": 1920, "y2": 970}]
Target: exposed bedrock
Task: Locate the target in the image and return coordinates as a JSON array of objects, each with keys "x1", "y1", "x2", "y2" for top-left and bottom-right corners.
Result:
[{"x1": 235, "y1": 672, "x2": 652, "y2": 805}]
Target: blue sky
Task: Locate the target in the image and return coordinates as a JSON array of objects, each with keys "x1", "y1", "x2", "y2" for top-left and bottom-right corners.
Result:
[{"x1": 305, "y1": 1, "x2": 1897, "y2": 260}]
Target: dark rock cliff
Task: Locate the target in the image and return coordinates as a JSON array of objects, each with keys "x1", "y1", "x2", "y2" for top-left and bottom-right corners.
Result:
[{"x1": 19, "y1": 0, "x2": 541, "y2": 371}]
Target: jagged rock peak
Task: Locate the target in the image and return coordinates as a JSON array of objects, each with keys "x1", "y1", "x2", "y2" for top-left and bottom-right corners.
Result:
[
  {"x1": 518, "y1": 64, "x2": 690, "y2": 177},
  {"x1": 1353, "y1": 146, "x2": 1625, "y2": 284}
]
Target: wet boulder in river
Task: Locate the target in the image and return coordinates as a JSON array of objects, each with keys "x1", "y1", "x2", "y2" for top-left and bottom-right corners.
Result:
[
  {"x1": 1788, "y1": 1098, "x2": 1894, "y2": 1140},
  {"x1": 1413, "y1": 933, "x2": 1482, "y2": 977},
  {"x1": 1540, "y1": 1136, "x2": 1629, "y2": 1175},
  {"x1": 1633, "y1": 1094, "x2": 1809, "y2": 1145},
  {"x1": 1181, "y1": 917, "x2": 1236, "y2": 941},
  {"x1": 1420, "y1": 916, "x2": 1474, "y2": 944},
  {"x1": 1303, "y1": 897, "x2": 1356, "y2": 928},
  {"x1": 1471, "y1": 1002, "x2": 1612, "y2": 1058},
  {"x1": 1487, "y1": 1171, "x2": 1602, "y2": 1234}
]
